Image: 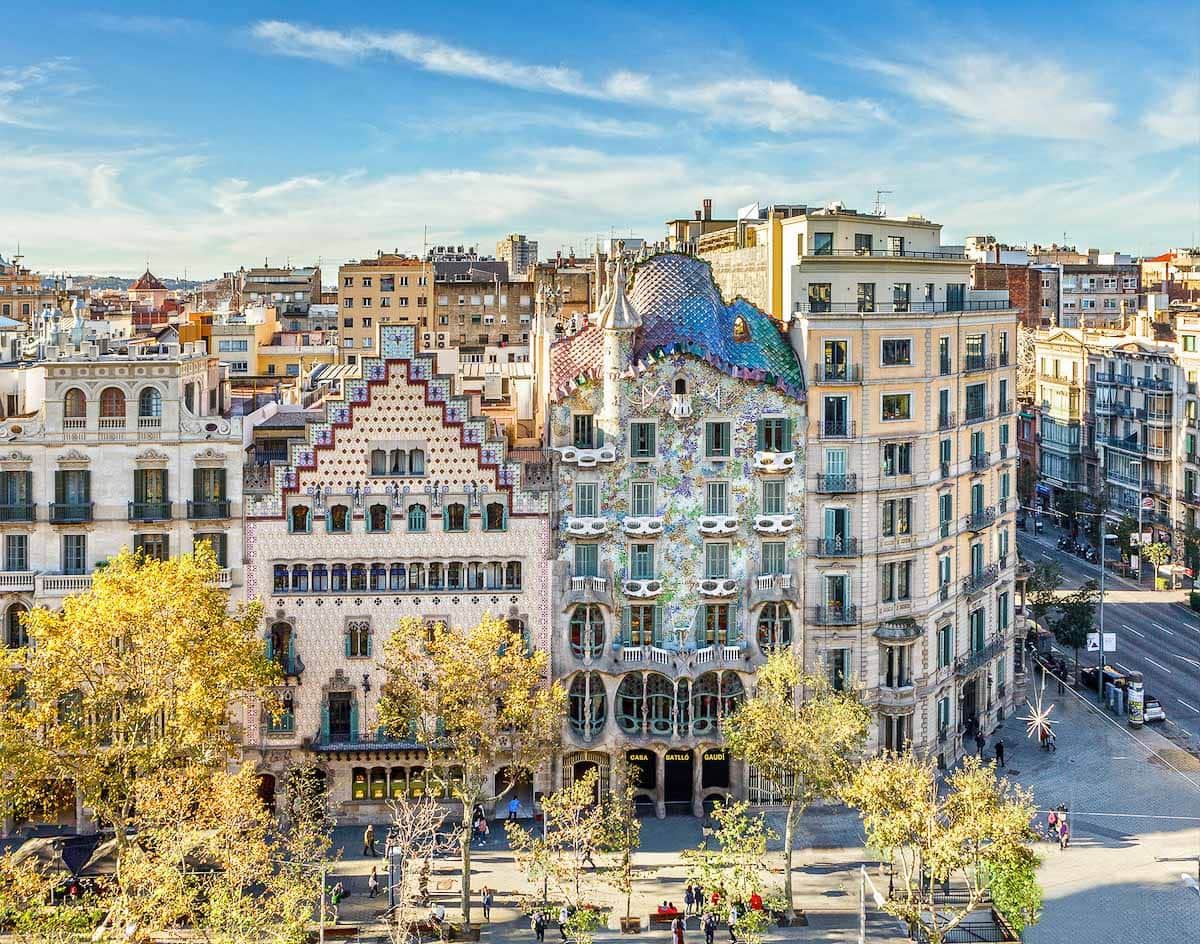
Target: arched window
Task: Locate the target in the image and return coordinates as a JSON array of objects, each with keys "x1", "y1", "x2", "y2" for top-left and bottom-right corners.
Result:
[
  {"x1": 370, "y1": 766, "x2": 387, "y2": 800},
  {"x1": 289, "y1": 505, "x2": 310, "y2": 534},
  {"x1": 5, "y1": 604, "x2": 27, "y2": 649},
  {"x1": 389, "y1": 563, "x2": 406, "y2": 591},
  {"x1": 347, "y1": 621, "x2": 371, "y2": 658},
  {"x1": 408, "y1": 562, "x2": 425, "y2": 590},
  {"x1": 99, "y1": 386, "x2": 126, "y2": 418},
  {"x1": 721, "y1": 674, "x2": 745, "y2": 717},
  {"x1": 569, "y1": 605, "x2": 604, "y2": 659},
  {"x1": 407, "y1": 504, "x2": 427, "y2": 531},
  {"x1": 370, "y1": 449, "x2": 387, "y2": 475},
  {"x1": 646, "y1": 673, "x2": 673, "y2": 736},
  {"x1": 331, "y1": 564, "x2": 348, "y2": 591},
  {"x1": 756, "y1": 603, "x2": 792, "y2": 650},
  {"x1": 64, "y1": 387, "x2": 87, "y2": 419},
  {"x1": 674, "y1": 377, "x2": 687, "y2": 395},
  {"x1": 368, "y1": 503, "x2": 389, "y2": 532},
  {"x1": 444, "y1": 503, "x2": 467, "y2": 531},
  {"x1": 692, "y1": 673, "x2": 721, "y2": 735},
  {"x1": 732, "y1": 314, "x2": 750, "y2": 342},
  {"x1": 370, "y1": 563, "x2": 387, "y2": 591},
  {"x1": 290, "y1": 564, "x2": 309, "y2": 592},
  {"x1": 409, "y1": 449, "x2": 425, "y2": 475},
  {"x1": 569, "y1": 672, "x2": 607, "y2": 738},
  {"x1": 466, "y1": 562, "x2": 483, "y2": 590},
  {"x1": 138, "y1": 387, "x2": 162, "y2": 418},
  {"x1": 389, "y1": 449, "x2": 407, "y2": 475},
  {"x1": 615, "y1": 675, "x2": 644, "y2": 734},
  {"x1": 506, "y1": 617, "x2": 529, "y2": 652},
  {"x1": 505, "y1": 561, "x2": 522, "y2": 589},
  {"x1": 327, "y1": 504, "x2": 350, "y2": 533},
  {"x1": 389, "y1": 767, "x2": 407, "y2": 799},
  {"x1": 273, "y1": 564, "x2": 288, "y2": 593},
  {"x1": 446, "y1": 562, "x2": 462, "y2": 590},
  {"x1": 269, "y1": 622, "x2": 293, "y2": 670},
  {"x1": 311, "y1": 564, "x2": 328, "y2": 591},
  {"x1": 484, "y1": 501, "x2": 507, "y2": 531},
  {"x1": 350, "y1": 563, "x2": 367, "y2": 591}
]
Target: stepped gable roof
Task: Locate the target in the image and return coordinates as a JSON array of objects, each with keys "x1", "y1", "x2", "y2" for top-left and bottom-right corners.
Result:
[
  {"x1": 548, "y1": 324, "x2": 604, "y2": 401},
  {"x1": 130, "y1": 269, "x2": 166, "y2": 291},
  {"x1": 628, "y1": 253, "x2": 804, "y2": 397}
]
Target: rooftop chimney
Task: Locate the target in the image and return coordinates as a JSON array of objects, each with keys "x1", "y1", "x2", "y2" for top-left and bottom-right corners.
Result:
[
  {"x1": 694, "y1": 210, "x2": 702, "y2": 221},
  {"x1": 703, "y1": 198, "x2": 712, "y2": 221}
]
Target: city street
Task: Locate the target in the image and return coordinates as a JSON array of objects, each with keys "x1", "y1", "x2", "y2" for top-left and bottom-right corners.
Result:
[{"x1": 1018, "y1": 525, "x2": 1200, "y2": 756}]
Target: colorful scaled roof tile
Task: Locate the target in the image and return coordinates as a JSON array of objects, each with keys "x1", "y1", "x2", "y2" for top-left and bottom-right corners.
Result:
[
  {"x1": 549, "y1": 324, "x2": 604, "y2": 400},
  {"x1": 628, "y1": 253, "x2": 805, "y2": 397}
]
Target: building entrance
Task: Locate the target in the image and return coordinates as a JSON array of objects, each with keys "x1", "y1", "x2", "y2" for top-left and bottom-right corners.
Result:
[{"x1": 663, "y1": 749, "x2": 693, "y2": 810}]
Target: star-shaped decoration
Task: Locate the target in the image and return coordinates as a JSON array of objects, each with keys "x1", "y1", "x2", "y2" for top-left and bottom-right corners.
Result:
[{"x1": 1020, "y1": 675, "x2": 1059, "y2": 741}]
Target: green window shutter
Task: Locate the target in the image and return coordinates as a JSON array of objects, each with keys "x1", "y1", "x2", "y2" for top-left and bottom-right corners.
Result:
[
  {"x1": 782, "y1": 418, "x2": 793, "y2": 449},
  {"x1": 596, "y1": 427, "x2": 605, "y2": 447},
  {"x1": 730, "y1": 604, "x2": 741, "y2": 642},
  {"x1": 705, "y1": 423, "x2": 714, "y2": 454},
  {"x1": 349, "y1": 702, "x2": 359, "y2": 742},
  {"x1": 54, "y1": 470, "x2": 65, "y2": 504},
  {"x1": 621, "y1": 608, "x2": 631, "y2": 645},
  {"x1": 344, "y1": 631, "x2": 352, "y2": 658},
  {"x1": 133, "y1": 469, "x2": 145, "y2": 503},
  {"x1": 320, "y1": 704, "x2": 330, "y2": 743},
  {"x1": 756, "y1": 420, "x2": 765, "y2": 451},
  {"x1": 365, "y1": 631, "x2": 373, "y2": 658},
  {"x1": 287, "y1": 634, "x2": 296, "y2": 671},
  {"x1": 442, "y1": 506, "x2": 450, "y2": 531},
  {"x1": 646, "y1": 424, "x2": 656, "y2": 455},
  {"x1": 215, "y1": 468, "x2": 227, "y2": 500},
  {"x1": 81, "y1": 470, "x2": 91, "y2": 503},
  {"x1": 193, "y1": 468, "x2": 203, "y2": 502},
  {"x1": 163, "y1": 534, "x2": 169, "y2": 560},
  {"x1": 265, "y1": 635, "x2": 274, "y2": 660},
  {"x1": 652, "y1": 605, "x2": 663, "y2": 647}
]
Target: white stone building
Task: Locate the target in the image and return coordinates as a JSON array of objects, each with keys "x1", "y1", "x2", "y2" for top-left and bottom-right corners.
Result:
[{"x1": 240, "y1": 323, "x2": 551, "y2": 820}]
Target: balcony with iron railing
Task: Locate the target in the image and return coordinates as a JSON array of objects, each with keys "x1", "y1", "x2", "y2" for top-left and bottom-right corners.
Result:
[
  {"x1": 955, "y1": 636, "x2": 1007, "y2": 677},
  {"x1": 964, "y1": 353, "x2": 998, "y2": 374},
  {"x1": 49, "y1": 502, "x2": 93, "y2": 524},
  {"x1": 128, "y1": 500, "x2": 172, "y2": 522},
  {"x1": 937, "y1": 411, "x2": 957, "y2": 431},
  {"x1": 998, "y1": 399, "x2": 1012, "y2": 415},
  {"x1": 1145, "y1": 410, "x2": 1173, "y2": 428},
  {"x1": 817, "y1": 420, "x2": 856, "y2": 440},
  {"x1": 803, "y1": 247, "x2": 969, "y2": 260},
  {"x1": 794, "y1": 299, "x2": 1011, "y2": 316},
  {"x1": 969, "y1": 451, "x2": 991, "y2": 472},
  {"x1": 811, "y1": 363, "x2": 861, "y2": 384},
  {"x1": 1098, "y1": 435, "x2": 1145, "y2": 455},
  {"x1": 1136, "y1": 376, "x2": 1173, "y2": 392},
  {"x1": 810, "y1": 604, "x2": 858, "y2": 626},
  {"x1": 188, "y1": 498, "x2": 232, "y2": 519},
  {"x1": 962, "y1": 564, "x2": 1000, "y2": 596},
  {"x1": 0, "y1": 503, "x2": 35, "y2": 523},
  {"x1": 1093, "y1": 371, "x2": 1118, "y2": 385},
  {"x1": 964, "y1": 405, "x2": 994, "y2": 425},
  {"x1": 814, "y1": 537, "x2": 859, "y2": 557},
  {"x1": 963, "y1": 507, "x2": 996, "y2": 531},
  {"x1": 815, "y1": 473, "x2": 858, "y2": 493}
]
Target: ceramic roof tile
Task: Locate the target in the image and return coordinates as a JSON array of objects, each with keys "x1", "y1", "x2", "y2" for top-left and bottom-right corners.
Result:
[{"x1": 548, "y1": 324, "x2": 604, "y2": 400}]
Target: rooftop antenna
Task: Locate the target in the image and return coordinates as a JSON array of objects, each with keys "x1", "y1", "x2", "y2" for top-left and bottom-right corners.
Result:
[{"x1": 873, "y1": 190, "x2": 893, "y2": 217}]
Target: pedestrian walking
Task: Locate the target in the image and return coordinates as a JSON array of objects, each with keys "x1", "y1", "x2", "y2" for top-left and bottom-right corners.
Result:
[
  {"x1": 994, "y1": 738, "x2": 1005, "y2": 767},
  {"x1": 363, "y1": 823, "x2": 377, "y2": 856},
  {"x1": 330, "y1": 882, "x2": 345, "y2": 923},
  {"x1": 477, "y1": 815, "x2": 490, "y2": 846},
  {"x1": 672, "y1": 914, "x2": 685, "y2": 944},
  {"x1": 703, "y1": 911, "x2": 716, "y2": 944},
  {"x1": 559, "y1": 904, "x2": 570, "y2": 940},
  {"x1": 533, "y1": 911, "x2": 547, "y2": 943},
  {"x1": 727, "y1": 902, "x2": 739, "y2": 943},
  {"x1": 695, "y1": 884, "x2": 704, "y2": 912},
  {"x1": 1058, "y1": 819, "x2": 1070, "y2": 850},
  {"x1": 974, "y1": 731, "x2": 985, "y2": 757},
  {"x1": 368, "y1": 865, "x2": 379, "y2": 899},
  {"x1": 482, "y1": 886, "x2": 494, "y2": 921},
  {"x1": 684, "y1": 885, "x2": 695, "y2": 915},
  {"x1": 509, "y1": 797, "x2": 521, "y2": 821}
]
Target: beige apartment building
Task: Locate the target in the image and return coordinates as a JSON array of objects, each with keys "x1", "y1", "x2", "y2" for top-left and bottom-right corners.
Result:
[
  {"x1": 787, "y1": 211, "x2": 1019, "y2": 764},
  {"x1": 337, "y1": 254, "x2": 432, "y2": 364}
]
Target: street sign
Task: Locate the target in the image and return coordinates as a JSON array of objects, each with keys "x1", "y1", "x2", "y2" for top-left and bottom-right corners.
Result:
[
  {"x1": 1141, "y1": 497, "x2": 1154, "y2": 509},
  {"x1": 1086, "y1": 632, "x2": 1117, "y2": 652}
]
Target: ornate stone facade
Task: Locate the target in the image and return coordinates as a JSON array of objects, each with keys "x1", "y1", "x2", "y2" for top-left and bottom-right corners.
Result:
[{"x1": 241, "y1": 324, "x2": 551, "y2": 822}]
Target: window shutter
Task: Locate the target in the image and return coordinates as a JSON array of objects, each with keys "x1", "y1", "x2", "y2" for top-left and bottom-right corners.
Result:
[
  {"x1": 287, "y1": 634, "x2": 296, "y2": 671},
  {"x1": 705, "y1": 423, "x2": 715, "y2": 454},
  {"x1": 653, "y1": 605, "x2": 663, "y2": 647},
  {"x1": 349, "y1": 702, "x2": 359, "y2": 742},
  {"x1": 265, "y1": 635, "x2": 274, "y2": 660},
  {"x1": 20, "y1": 471, "x2": 30, "y2": 503},
  {"x1": 442, "y1": 506, "x2": 450, "y2": 531},
  {"x1": 163, "y1": 534, "x2": 169, "y2": 560},
  {"x1": 365, "y1": 630, "x2": 372, "y2": 658},
  {"x1": 756, "y1": 420, "x2": 765, "y2": 451},
  {"x1": 344, "y1": 631, "x2": 352, "y2": 658},
  {"x1": 320, "y1": 703, "x2": 330, "y2": 743},
  {"x1": 215, "y1": 468, "x2": 227, "y2": 499},
  {"x1": 81, "y1": 470, "x2": 91, "y2": 503},
  {"x1": 647, "y1": 424, "x2": 656, "y2": 455},
  {"x1": 782, "y1": 418, "x2": 793, "y2": 449},
  {"x1": 621, "y1": 608, "x2": 630, "y2": 645},
  {"x1": 730, "y1": 604, "x2": 741, "y2": 642},
  {"x1": 54, "y1": 470, "x2": 64, "y2": 504},
  {"x1": 596, "y1": 426, "x2": 605, "y2": 447}
]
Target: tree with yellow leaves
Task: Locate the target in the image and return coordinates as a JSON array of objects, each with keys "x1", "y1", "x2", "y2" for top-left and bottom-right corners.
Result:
[
  {"x1": 722, "y1": 651, "x2": 870, "y2": 917},
  {"x1": 842, "y1": 753, "x2": 1040, "y2": 943},
  {"x1": 0, "y1": 545, "x2": 278, "y2": 875},
  {"x1": 378, "y1": 614, "x2": 565, "y2": 924}
]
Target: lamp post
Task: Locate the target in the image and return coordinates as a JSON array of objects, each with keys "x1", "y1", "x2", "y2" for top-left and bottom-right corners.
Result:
[{"x1": 1098, "y1": 531, "x2": 1118, "y2": 699}]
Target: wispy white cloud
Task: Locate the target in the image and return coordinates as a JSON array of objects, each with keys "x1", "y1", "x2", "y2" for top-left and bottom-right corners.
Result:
[
  {"x1": 0, "y1": 58, "x2": 78, "y2": 128},
  {"x1": 1142, "y1": 84, "x2": 1200, "y2": 149},
  {"x1": 249, "y1": 20, "x2": 881, "y2": 132},
  {"x1": 860, "y1": 52, "x2": 1116, "y2": 141}
]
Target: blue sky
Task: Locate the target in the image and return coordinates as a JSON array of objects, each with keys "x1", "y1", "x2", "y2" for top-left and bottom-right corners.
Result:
[{"x1": 1, "y1": 1, "x2": 1197, "y2": 278}]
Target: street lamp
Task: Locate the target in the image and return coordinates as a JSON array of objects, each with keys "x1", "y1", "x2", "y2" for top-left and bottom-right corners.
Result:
[{"x1": 1098, "y1": 531, "x2": 1119, "y2": 699}]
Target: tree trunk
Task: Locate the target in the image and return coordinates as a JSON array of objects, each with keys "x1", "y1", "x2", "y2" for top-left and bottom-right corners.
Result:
[
  {"x1": 783, "y1": 800, "x2": 797, "y2": 918},
  {"x1": 460, "y1": 818, "x2": 473, "y2": 924}
]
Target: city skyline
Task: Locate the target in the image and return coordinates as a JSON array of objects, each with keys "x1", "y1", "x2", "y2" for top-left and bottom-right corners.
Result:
[{"x1": 0, "y1": 0, "x2": 1197, "y2": 276}]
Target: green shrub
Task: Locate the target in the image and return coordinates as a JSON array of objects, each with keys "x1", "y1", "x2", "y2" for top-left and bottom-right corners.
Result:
[{"x1": 1189, "y1": 591, "x2": 1200, "y2": 613}]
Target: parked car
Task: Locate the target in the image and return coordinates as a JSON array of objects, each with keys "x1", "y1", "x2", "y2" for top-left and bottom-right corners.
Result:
[{"x1": 1143, "y1": 695, "x2": 1166, "y2": 723}]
